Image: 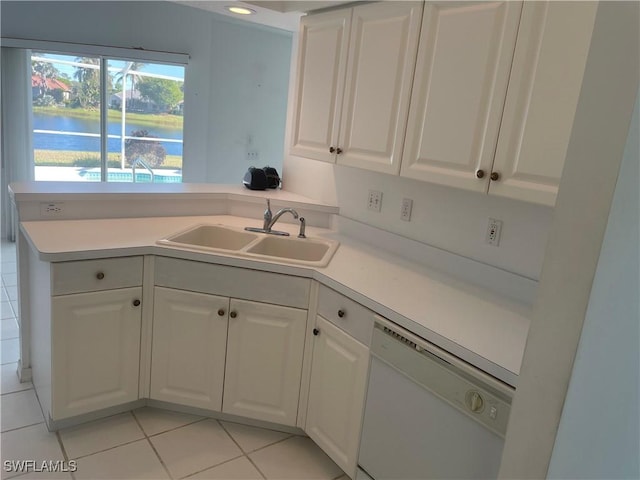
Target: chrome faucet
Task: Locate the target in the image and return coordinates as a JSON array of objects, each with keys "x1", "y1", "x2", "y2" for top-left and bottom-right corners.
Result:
[{"x1": 246, "y1": 199, "x2": 300, "y2": 236}]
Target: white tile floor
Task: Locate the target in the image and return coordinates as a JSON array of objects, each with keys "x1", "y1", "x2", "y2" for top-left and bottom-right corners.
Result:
[{"x1": 0, "y1": 240, "x2": 347, "y2": 480}]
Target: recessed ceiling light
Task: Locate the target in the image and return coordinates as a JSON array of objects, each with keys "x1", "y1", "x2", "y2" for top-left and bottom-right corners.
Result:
[{"x1": 225, "y1": 6, "x2": 256, "y2": 15}]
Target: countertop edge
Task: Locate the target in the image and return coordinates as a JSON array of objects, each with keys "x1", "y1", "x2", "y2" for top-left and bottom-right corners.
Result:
[{"x1": 18, "y1": 216, "x2": 527, "y2": 387}]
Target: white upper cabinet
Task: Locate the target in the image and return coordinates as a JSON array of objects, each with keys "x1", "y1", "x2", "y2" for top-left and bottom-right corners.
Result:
[
  {"x1": 490, "y1": 1, "x2": 598, "y2": 206},
  {"x1": 290, "y1": 0, "x2": 598, "y2": 206},
  {"x1": 290, "y1": 9, "x2": 351, "y2": 163},
  {"x1": 337, "y1": 2, "x2": 423, "y2": 174},
  {"x1": 400, "y1": 1, "x2": 522, "y2": 191},
  {"x1": 290, "y1": 2, "x2": 423, "y2": 173}
]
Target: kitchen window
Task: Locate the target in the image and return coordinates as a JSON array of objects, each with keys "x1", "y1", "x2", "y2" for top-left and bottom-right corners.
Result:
[{"x1": 31, "y1": 52, "x2": 185, "y2": 183}]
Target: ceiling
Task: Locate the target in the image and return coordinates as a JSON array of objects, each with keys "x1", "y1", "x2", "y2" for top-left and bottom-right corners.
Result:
[{"x1": 174, "y1": 1, "x2": 353, "y2": 31}]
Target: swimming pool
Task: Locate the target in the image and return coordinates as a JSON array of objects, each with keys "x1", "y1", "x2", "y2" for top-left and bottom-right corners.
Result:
[{"x1": 79, "y1": 170, "x2": 182, "y2": 183}]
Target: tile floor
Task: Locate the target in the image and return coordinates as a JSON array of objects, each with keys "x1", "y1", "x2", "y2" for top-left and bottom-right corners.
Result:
[{"x1": 0, "y1": 240, "x2": 347, "y2": 480}]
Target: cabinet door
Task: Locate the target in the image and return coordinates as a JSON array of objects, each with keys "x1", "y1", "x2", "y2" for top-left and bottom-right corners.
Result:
[
  {"x1": 223, "y1": 299, "x2": 307, "y2": 426},
  {"x1": 490, "y1": 1, "x2": 598, "y2": 205},
  {"x1": 400, "y1": 1, "x2": 522, "y2": 191},
  {"x1": 290, "y1": 9, "x2": 352, "y2": 163},
  {"x1": 306, "y1": 316, "x2": 369, "y2": 478},
  {"x1": 337, "y1": 2, "x2": 423, "y2": 174},
  {"x1": 150, "y1": 287, "x2": 228, "y2": 411},
  {"x1": 51, "y1": 287, "x2": 142, "y2": 419}
]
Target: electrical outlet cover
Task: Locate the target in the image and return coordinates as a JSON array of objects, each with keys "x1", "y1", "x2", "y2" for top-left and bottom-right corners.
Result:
[
  {"x1": 367, "y1": 190, "x2": 383, "y2": 212},
  {"x1": 401, "y1": 198, "x2": 413, "y2": 221},
  {"x1": 40, "y1": 202, "x2": 64, "y2": 217},
  {"x1": 486, "y1": 218, "x2": 503, "y2": 246}
]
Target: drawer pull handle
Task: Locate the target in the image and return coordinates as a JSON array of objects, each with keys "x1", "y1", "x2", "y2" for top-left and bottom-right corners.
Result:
[
  {"x1": 313, "y1": 328, "x2": 320, "y2": 336},
  {"x1": 218, "y1": 309, "x2": 226, "y2": 317},
  {"x1": 490, "y1": 171, "x2": 500, "y2": 181},
  {"x1": 230, "y1": 311, "x2": 237, "y2": 319},
  {"x1": 132, "y1": 299, "x2": 141, "y2": 307},
  {"x1": 337, "y1": 309, "x2": 345, "y2": 318},
  {"x1": 476, "y1": 169, "x2": 485, "y2": 179},
  {"x1": 96, "y1": 272, "x2": 105, "y2": 280}
]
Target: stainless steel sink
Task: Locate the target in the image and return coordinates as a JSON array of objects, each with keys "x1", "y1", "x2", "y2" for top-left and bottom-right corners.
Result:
[
  {"x1": 158, "y1": 224, "x2": 259, "y2": 252},
  {"x1": 158, "y1": 223, "x2": 339, "y2": 267},
  {"x1": 245, "y1": 235, "x2": 338, "y2": 266}
]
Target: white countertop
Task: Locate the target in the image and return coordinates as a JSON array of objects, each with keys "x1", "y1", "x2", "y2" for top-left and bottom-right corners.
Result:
[{"x1": 20, "y1": 214, "x2": 530, "y2": 386}]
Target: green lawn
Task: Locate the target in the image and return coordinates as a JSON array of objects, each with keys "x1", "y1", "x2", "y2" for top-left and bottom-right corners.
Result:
[
  {"x1": 33, "y1": 106, "x2": 184, "y2": 129},
  {"x1": 35, "y1": 149, "x2": 183, "y2": 170}
]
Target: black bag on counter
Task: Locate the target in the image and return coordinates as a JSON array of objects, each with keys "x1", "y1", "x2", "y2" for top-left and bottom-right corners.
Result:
[
  {"x1": 263, "y1": 166, "x2": 281, "y2": 189},
  {"x1": 243, "y1": 166, "x2": 280, "y2": 190}
]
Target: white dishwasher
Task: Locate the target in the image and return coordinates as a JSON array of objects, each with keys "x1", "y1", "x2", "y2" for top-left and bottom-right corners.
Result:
[{"x1": 357, "y1": 318, "x2": 514, "y2": 480}]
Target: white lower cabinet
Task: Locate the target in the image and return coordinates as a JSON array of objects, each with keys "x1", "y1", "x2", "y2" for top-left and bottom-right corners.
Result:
[
  {"x1": 150, "y1": 290, "x2": 307, "y2": 426},
  {"x1": 223, "y1": 299, "x2": 307, "y2": 426},
  {"x1": 305, "y1": 314, "x2": 370, "y2": 478},
  {"x1": 51, "y1": 287, "x2": 142, "y2": 419},
  {"x1": 150, "y1": 258, "x2": 311, "y2": 427},
  {"x1": 150, "y1": 287, "x2": 228, "y2": 410}
]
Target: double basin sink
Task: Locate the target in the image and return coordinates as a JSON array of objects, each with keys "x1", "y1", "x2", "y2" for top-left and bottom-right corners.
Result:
[{"x1": 157, "y1": 224, "x2": 339, "y2": 267}]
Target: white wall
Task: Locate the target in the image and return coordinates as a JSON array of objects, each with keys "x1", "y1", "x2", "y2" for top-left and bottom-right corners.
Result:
[
  {"x1": 0, "y1": 1, "x2": 292, "y2": 184},
  {"x1": 284, "y1": 148, "x2": 553, "y2": 281},
  {"x1": 547, "y1": 89, "x2": 639, "y2": 479}
]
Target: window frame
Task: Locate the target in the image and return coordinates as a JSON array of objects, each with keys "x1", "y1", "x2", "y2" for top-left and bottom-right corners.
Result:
[{"x1": 6, "y1": 37, "x2": 188, "y2": 183}]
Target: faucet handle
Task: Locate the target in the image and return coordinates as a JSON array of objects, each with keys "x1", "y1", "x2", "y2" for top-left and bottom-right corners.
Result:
[
  {"x1": 298, "y1": 217, "x2": 306, "y2": 238},
  {"x1": 263, "y1": 198, "x2": 273, "y2": 230}
]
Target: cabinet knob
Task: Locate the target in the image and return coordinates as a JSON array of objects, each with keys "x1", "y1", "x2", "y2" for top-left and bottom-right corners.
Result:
[
  {"x1": 336, "y1": 147, "x2": 342, "y2": 155},
  {"x1": 476, "y1": 169, "x2": 485, "y2": 179},
  {"x1": 132, "y1": 299, "x2": 141, "y2": 307},
  {"x1": 230, "y1": 311, "x2": 237, "y2": 319},
  {"x1": 329, "y1": 146, "x2": 336, "y2": 153},
  {"x1": 96, "y1": 272, "x2": 105, "y2": 280},
  {"x1": 490, "y1": 171, "x2": 500, "y2": 181},
  {"x1": 313, "y1": 328, "x2": 320, "y2": 336},
  {"x1": 218, "y1": 309, "x2": 225, "y2": 317},
  {"x1": 337, "y1": 309, "x2": 345, "y2": 318}
]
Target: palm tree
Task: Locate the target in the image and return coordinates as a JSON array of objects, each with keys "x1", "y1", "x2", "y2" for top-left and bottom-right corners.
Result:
[
  {"x1": 73, "y1": 57, "x2": 99, "y2": 83},
  {"x1": 114, "y1": 62, "x2": 145, "y2": 106},
  {"x1": 114, "y1": 62, "x2": 145, "y2": 168},
  {"x1": 73, "y1": 57, "x2": 100, "y2": 108}
]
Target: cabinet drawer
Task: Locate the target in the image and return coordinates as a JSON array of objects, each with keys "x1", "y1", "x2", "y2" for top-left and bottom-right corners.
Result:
[
  {"x1": 317, "y1": 285, "x2": 374, "y2": 346},
  {"x1": 52, "y1": 256, "x2": 143, "y2": 296},
  {"x1": 154, "y1": 257, "x2": 311, "y2": 309}
]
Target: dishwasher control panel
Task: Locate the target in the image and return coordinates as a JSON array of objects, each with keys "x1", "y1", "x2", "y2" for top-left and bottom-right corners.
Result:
[{"x1": 372, "y1": 321, "x2": 513, "y2": 437}]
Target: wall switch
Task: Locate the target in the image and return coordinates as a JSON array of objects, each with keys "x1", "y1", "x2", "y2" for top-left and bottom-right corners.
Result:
[
  {"x1": 40, "y1": 202, "x2": 64, "y2": 217},
  {"x1": 401, "y1": 198, "x2": 413, "y2": 221},
  {"x1": 367, "y1": 190, "x2": 383, "y2": 212},
  {"x1": 486, "y1": 218, "x2": 503, "y2": 246}
]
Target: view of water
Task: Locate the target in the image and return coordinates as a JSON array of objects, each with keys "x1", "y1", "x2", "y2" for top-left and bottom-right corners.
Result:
[{"x1": 33, "y1": 113, "x2": 183, "y2": 156}]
